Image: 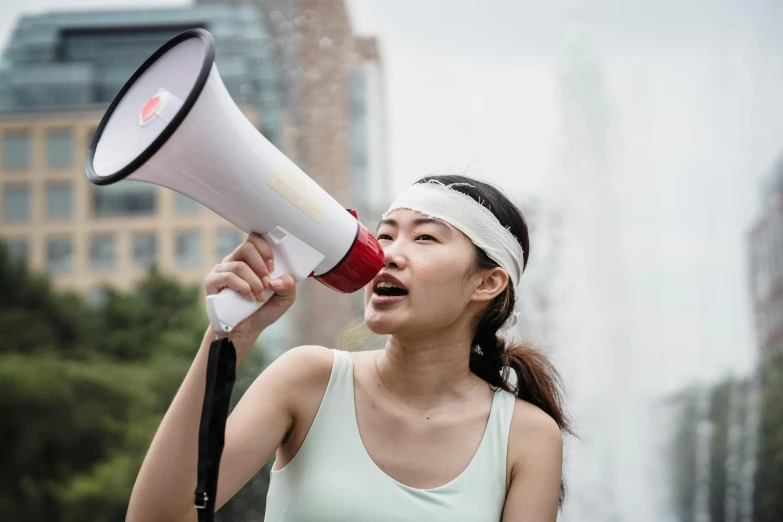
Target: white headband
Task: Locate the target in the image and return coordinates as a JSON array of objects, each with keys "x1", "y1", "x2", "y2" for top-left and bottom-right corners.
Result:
[{"x1": 382, "y1": 180, "x2": 525, "y2": 332}]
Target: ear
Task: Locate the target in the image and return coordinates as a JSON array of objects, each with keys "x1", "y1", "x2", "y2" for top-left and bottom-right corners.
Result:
[{"x1": 470, "y1": 267, "x2": 509, "y2": 303}]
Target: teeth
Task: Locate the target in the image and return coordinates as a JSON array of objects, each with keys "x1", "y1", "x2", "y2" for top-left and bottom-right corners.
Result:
[{"x1": 377, "y1": 281, "x2": 403, "y2": 290}]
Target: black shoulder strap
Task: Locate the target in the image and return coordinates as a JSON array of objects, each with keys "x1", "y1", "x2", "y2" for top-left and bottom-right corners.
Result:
[{"x1": 195, "y1": 337, "x2": 237, "y2": 522}]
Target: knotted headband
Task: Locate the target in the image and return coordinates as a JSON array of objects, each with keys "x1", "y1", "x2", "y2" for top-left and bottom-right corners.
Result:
[{"x1": 383, "y1": 180, "x2": 525, "y2": 332}]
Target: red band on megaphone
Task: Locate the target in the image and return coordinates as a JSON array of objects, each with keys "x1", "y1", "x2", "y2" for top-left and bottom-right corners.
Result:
[{"x1": 315, "y1": 220, "x2": 384, "y2": 293}]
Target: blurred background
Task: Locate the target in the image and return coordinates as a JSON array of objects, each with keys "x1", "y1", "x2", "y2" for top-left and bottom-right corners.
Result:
[{"x1": 1, "y1": 0, "x2": 782, "y2": 521}]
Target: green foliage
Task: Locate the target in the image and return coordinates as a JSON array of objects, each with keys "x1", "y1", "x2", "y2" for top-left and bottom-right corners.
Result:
[
  {"x1": 754, "y1": 357, "x2": 783, "y2": 522},
  {"x1": 708, "y1": 380, "x2": 732, "y2": 522},
  {"x1": 0, "y1": 241, "x2": 208, "y2": 521},
  {"x1": 665, "y1": 377, "x2": 760, "y2": 522},
  {"x1": 86, "y1": 265, "x2": 206, "y2": 361},
  {"x1": 667, "y1": 387, "x2": 699, "y2": 522},
  {"x1": 0, "y1": 354, "x2": 163, "y2": 520},
  {"x1": 0, "y1": 243, "x2": 91, "y2": 358}
]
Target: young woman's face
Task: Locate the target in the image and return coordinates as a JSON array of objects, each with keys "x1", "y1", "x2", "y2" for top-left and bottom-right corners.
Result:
[{"x1": 364, "y1": 208, "x2": 479, "y2": 336}]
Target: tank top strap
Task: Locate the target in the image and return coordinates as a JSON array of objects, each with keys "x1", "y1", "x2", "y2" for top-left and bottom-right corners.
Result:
[
  {"x1": 329, "y1": 348, "x2": 354, "y2": 387},
  {"x1": 472, "y1": 388, "x2": 516, "y2": 489},
  {"x1": 284, "y1": 348, "x2": 355, "y2": 461},
  {"x1": 311, "y1": 349, "x2": 355, "y2": 432},
  {"x1": 494, "y1": 388, "x2": 516, "y2": 443}
]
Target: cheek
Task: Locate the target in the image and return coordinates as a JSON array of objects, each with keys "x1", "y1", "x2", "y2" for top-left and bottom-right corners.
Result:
[{"x1": 415, "y1": 264, "x2": 470, "y2": 306}]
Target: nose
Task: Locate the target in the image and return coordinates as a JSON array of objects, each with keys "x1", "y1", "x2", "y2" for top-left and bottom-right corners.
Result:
[{"x1": 382, "y1": 237, "x2": 406, "y2": 271}]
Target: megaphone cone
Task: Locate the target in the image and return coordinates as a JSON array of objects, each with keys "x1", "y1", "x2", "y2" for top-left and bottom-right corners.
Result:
[{"x1": 85, "y1": 29, "x2": 384, "y2": 333}]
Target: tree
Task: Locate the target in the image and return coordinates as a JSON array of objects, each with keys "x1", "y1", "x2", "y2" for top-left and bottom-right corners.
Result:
[
  {"x1": 0, "y1": 242, "x2": 90, "y2": 358},
  {"x1": 664, "y1": 377, "x2": 755, "y2": 522},
  {"x1": 0, "y1": 243, "x2": 201, "y2": 520},
  {"x1": 754, "y1": 356, "x2": 783, "y2": 522},
  {"x1": 0, "y1": 241, "x2": 288, "y2": 521},
  {"x1": 666, "y1": 387, "x2": 700, "y2": 522}
]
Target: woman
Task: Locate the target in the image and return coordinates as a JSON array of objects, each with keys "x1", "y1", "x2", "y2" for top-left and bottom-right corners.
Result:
[{"x1": 127, "y1": 174, "x2": 570, "y2": 522}]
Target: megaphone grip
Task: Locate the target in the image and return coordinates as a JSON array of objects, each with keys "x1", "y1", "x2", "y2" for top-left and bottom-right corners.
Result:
[
  {"x1": 205, "y1": 287, "x2": 270, "y2": 333},
  {"x1": 205, "y1": 227, "x2": 326, "y2": 333}
]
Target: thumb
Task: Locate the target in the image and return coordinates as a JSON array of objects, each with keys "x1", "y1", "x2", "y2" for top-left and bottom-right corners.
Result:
[{"x1": 269, "y1": 274, "x2": 296, "y2": 302}]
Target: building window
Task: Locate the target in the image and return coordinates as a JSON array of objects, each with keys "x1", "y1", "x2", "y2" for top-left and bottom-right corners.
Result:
[
  {"x1": 132, "y1": 232, "x2": 157, "y2": 269},
  {"x1": 90, "y1": 233, "x2": 116, "y2": 271},
  {"x1": 46, "y1": 129, "x2": 74, "y2": 167},
  {"x1": 216, "y1": 228, "x2": 244, "y2": 262},
  {"x1": 3, "y1": 130, "x2": 30, "y2": 170},
  {"x1": 92, "y1": 181, "x2": 156, "y2": 217},
  {"x1": 4, "y1": 237, "x2": 29, "y2": 264},
  {"x1": 175, "y1": 230, "x2": 201, "y2": 268},
  {"x1": 46, "y1": 183, "x2": 73, "y2": 221},
  {"x1": 348, "y1": 69, "x2": 369, "y2": 202},
  {"x1": 3, "y1": 185, "x2": 30, "y2": 223},
  {"x1": 175, "y1": 192, "x2": 201, "y2": 214},
  {"x1": 46, "y1": 235, "x2": 73, "y2": 274}
]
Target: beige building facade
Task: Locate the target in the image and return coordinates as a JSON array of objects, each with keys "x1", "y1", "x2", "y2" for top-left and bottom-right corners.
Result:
[{"x1": 0, "y1": 106, "x2": 254, "y2": 298}]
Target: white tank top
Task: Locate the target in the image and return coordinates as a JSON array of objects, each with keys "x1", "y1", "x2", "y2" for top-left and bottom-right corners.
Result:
[{"x1": 264, "y1": 349, "x2": 516, "y2": 521}]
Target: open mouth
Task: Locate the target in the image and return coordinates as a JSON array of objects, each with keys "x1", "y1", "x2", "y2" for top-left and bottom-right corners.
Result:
[{"x1": 373, "y1": 281, "x2": 409, "y2": 297}]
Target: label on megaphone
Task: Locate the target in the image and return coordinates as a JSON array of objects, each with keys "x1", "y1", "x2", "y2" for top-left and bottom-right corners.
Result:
[{"x1": 267, "y1": 156, "x2": 324, "y2": 223}]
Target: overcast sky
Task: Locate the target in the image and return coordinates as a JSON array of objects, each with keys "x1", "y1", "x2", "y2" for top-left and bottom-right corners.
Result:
[{"x1": 4, "y1": 1, "x2": 783, "y2": 518}]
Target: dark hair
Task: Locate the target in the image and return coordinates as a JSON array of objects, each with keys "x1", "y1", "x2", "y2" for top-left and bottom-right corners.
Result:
[{"x1": 416, "y1": 174, "x2": 572, "y2": 505}]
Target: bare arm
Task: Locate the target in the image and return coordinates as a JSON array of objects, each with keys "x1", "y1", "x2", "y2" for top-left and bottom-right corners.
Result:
[
  {"x1": 126, "y1": 326, "x2": 251, "y2": 522},
  {"x1": 126, "y1": 330, "x2": 332, "y2": 521},
  {"x1": 214, "y1": 344, "x2": 334, "y2": 511},
  {"x1": 126, "y1": 234, "x2": 300, "y2": 522},
  {"x1": 501, "y1": 400, "x2": 563, "y2": 522}
]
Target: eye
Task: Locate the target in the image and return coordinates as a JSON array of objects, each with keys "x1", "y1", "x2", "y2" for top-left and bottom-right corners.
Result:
[
  {"x1": 377, "y1": 234, "x2": 393, "y2": 240},
  {"x1": 416, "y1": 234, "x2": 437, "y2": 241}
]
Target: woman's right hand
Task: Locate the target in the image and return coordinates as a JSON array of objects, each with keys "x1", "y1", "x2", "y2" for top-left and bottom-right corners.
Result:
[{"x1": 204, "y1": 233, "x2": 296, "y2": 352}]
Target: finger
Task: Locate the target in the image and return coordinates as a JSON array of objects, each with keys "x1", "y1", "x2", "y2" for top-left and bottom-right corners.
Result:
[
  {"x1": 214, "y1": 261, "x2": 266, "y2": 300},
  {"x1": 205, "y1": 272, "x2": 257, "y2": 302},
  {"x1": 245, "y1": 233, "x2": 275, "y2": 274},
  {"x1": 269, "y1": 274, "x2": 296, "y2": 296},
  {"x1": 233, "y1": 241, "x2": 271, "y2": 288}
]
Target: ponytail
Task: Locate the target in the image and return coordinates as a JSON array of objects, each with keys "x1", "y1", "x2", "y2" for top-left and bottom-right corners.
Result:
[
  {"x1": 470, "y1": 331, "x2": 569, "y2": 433},
  {"x1": 469, "y1": 285, "x2": 572, "y2": 506}
]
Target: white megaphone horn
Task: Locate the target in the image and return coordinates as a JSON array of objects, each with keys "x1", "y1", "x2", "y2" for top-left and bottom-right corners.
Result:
[{"x1": 85, "y1": 29, "x2": 385, "y2": 333}]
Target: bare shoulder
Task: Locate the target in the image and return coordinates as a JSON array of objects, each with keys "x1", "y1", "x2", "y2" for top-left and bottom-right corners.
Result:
[
  {"x1": 507, "y1": 397, "x2": 563, "y2": 476},
  {"x1": 501, "y1": 396, "x2": 563, "y2": 519},
  {"x1": 215, "y1": 346, "x2": 334, "y2": 511},
  {"x1": 265, "y1": 345, "x2": 335, "y2": 399},
  {"x1": 245, "y1": 345, "x2": 334, "y2": 408},
  {"x1": 510, "y1": 398, "x2": 562, "y2": 441},
  {"x1": 269, "y1": 345, "x2": 334, "y2": 380}
]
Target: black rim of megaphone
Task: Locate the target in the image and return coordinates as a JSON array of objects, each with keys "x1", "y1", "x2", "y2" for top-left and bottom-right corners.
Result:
[{"x1": 84, "y1": 28, "x2": 215, "y2": 186}]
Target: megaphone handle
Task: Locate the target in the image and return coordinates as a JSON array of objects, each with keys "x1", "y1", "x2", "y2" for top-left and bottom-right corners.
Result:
[
  {"x1": 205, "y1": 287, "x2": 268, "y2": 334},
  {"x1": 205, "y1": 226, "x2": 326, "y2": 333}
]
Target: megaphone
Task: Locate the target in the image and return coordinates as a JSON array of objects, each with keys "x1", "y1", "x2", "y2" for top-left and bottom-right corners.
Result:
[{"x1": 85, "y1": 29, "x2": 385, "y2": 333}]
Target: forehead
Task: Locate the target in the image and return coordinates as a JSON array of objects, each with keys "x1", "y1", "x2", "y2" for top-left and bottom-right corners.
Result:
[{"x1": 378, "y1": 208, "x2": 455, "y2": 232}]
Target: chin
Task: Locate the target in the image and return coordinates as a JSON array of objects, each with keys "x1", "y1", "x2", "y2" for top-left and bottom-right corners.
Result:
[{"x1": 363, "y1": 308, "x2": 401, "y2": 335}]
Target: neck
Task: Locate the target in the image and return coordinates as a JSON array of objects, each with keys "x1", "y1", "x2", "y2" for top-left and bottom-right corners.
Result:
[{"x1": 378, "y1": 326, "x2": 479, "y2": 411}]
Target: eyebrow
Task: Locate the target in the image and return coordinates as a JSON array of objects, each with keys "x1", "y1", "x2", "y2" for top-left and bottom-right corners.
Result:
[{"x1": 376, "y1": 217, "x2": 452, "y2": 234}]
